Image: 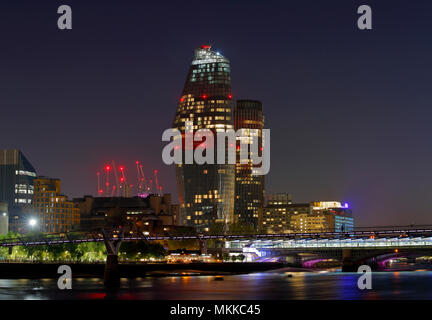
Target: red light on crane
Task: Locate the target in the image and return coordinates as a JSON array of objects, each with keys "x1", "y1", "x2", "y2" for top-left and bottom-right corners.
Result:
[
  {"x1": 105, "y1": 165, "x2": 111, "y2": 171},
  {"x1": 119, "y1": 166, "x2": 124, "y2": 171}
]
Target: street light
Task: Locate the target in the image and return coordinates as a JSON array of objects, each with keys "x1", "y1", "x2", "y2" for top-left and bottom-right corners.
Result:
[{"x1": 29, "y1": 218, "x2": 37, "y2": 228}]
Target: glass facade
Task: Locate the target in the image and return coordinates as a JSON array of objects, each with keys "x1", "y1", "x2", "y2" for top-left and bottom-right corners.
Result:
[
  {"x1": 0, "y1": 149, "x2": 36, "y2": 210},
  {"x1": 234, "y1": 100, "x2": 265, "y2": 229},
  {"x1": 173, "y1": 46, "x2": 235, "y2": 232}
]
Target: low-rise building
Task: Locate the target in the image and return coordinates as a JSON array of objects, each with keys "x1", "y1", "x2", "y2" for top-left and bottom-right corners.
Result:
[
  {"x1": 33, "y1": 177, "x2": 80, "y2": 233},
  {"x1": 74, "y1": 194, "x2": 184, "y2": 235},
  {"x1": 260, "y1": 199, "x2": 353, "y2": 234},
  {"x1": 261, "y1": 202, "x2": 310, "y2": 234}
]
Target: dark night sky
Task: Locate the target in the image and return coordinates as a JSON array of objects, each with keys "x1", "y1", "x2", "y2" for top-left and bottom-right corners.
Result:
[{"x1": 1, "y1": 0, "x2": 432, "y2": 227}]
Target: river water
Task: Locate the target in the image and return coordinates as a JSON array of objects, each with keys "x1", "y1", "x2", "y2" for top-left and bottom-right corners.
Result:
[{"x1": 1, "y1": 268, "x2": 432, "y2": 300}]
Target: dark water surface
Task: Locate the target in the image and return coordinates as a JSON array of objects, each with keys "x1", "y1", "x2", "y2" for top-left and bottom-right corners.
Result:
[{"x1": 1, "y1": 270, "x2": 432, "y2": 300}]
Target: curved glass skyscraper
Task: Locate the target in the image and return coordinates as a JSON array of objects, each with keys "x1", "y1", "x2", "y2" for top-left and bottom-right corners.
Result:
[{"x1": 173, "y1": 46, "x2": 235, "y2": 232}]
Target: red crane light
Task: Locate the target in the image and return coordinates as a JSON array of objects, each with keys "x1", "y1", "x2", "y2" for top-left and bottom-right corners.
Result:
[
  {"x1": 119, "y1": 166, "x2": 124, "y2": 171},
  {"x1": 105, "y1": 165, "x2": 111, "y2": 171}
]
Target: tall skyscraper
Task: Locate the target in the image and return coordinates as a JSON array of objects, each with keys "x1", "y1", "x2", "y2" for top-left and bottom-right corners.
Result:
[
  {"x1": 234, "y1": 100, "x2": 265, "y2": 229},
  {"x1": 0, "y1": 149, "x2": 36, "y2": 209},
  {"x1": 173, "y1": 46, "x2": 235, "y2": 232}
]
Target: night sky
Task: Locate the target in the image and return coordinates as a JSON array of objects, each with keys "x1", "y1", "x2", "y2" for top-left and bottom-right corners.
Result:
[{"x1": 1, "y1": 0, "x2": 432, "y2": 227}]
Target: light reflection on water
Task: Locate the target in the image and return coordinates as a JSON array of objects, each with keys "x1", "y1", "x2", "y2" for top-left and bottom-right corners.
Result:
[{"x1": 1, "y1": 270, "x2": 432, "y2": 300}]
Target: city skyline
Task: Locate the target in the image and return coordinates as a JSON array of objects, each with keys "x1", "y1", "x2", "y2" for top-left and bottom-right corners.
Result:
[{"x1": 2, "y1": 1, "x2": 432, "y2": 227}]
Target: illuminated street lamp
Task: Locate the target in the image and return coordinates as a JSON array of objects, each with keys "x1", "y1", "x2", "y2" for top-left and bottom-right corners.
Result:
[{"x1": 28, "y1": 218, "x2": 37, "y2": 231}]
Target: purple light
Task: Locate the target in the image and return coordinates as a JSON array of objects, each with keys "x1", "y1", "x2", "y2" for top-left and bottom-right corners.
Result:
[{"x1": 344, "y1": 202, "x2": 349, "y2": 208}]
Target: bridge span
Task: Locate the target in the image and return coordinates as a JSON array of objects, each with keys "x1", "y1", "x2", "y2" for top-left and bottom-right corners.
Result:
[
  {"x1": 224, "y1": 234, "x2": 432, "y2": 271},
  {"x1": 1, "y1": 225, "x2": 432, "y2": 247},
  {"x1": 1, "y1": 226, "x2": 432, "y2": 274}
]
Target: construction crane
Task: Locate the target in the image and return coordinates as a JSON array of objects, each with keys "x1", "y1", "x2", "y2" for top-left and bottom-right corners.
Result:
[{"x1": 97, "y1": 161, "x2": 163, "y2": 198}]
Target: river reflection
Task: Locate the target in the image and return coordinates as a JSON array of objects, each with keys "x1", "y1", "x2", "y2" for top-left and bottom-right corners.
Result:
[{"x1": 1, "y1": 270, "x2": 432, "y2": 300}]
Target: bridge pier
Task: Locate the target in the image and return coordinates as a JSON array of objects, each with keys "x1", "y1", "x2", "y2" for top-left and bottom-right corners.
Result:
[
  {"x1": 283, "y1": 254, "x2": 303, "y2": 267},
  {"x1": 102, "y1": 229, "x2": 124, "y2": 288},
  {"x1": 341, "y1": 249, "x2": 382, "y2": 271},
  {"x1": 199, "y1": 239, "x2": 207, "y2": 255},
  {"x1": 104, "y1": 254, "x2": 120, "y2": 288},
  {"x1": 341, "y1": 249, "x2": 358, "y2": 272}
]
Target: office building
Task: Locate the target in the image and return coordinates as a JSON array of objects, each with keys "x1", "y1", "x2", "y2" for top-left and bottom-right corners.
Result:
[
  {"x1": 260, "y1": 199, "x2": 353, "y2": 233},
  {"x1": 261, "y1": 202, "x2": 310, "y2": 234},
  {"x1": 0, "y1": 149, "x2": 36, "y2": 209},
  {"x1": 234, "y1": 100, "x2": 265, "y2": 229},
  {"x1": 33, "y1": 177, "x2": 80, "y2": 233}
]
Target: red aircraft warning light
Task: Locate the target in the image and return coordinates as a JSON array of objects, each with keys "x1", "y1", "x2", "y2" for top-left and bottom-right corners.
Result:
[
  {"x1": 105, "y1": 165, "x2": 111, "y2": 171},
  {"x1": 228, "y1": 94, "x2": 232, "y2": 99},
  {"x1": 119, "y1": 166, "x2": 125, "y2": 171}
]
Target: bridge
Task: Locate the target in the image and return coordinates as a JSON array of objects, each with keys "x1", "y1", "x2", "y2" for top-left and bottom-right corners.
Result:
[
  {"x1": 224, "y1": 226, "x2": 432, "y2": 271},
  {"x1": 2, "y1": 225, "x2": 432, "y2": 247},
  {"x1": 1, "y1": 225, "x2": 432, "y2": 285}
]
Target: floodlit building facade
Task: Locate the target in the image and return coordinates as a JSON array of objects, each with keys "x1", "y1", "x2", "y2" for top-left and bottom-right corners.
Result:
[
  {"x1": 260, "y1": 199, "x2": 353, "y2": 233},
  {"x1": 33, "y1": 177, "x2": 80, "y2": 233}
]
